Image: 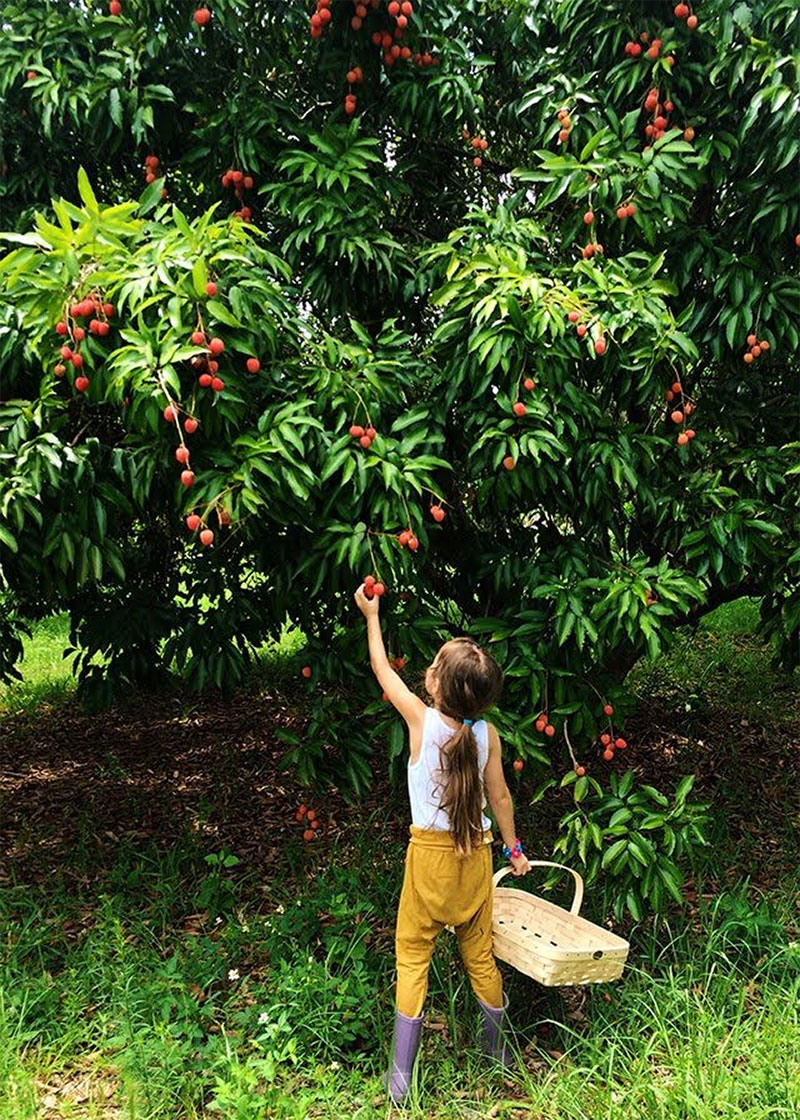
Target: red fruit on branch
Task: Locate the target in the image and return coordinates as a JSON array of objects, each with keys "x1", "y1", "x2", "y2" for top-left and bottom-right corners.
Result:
[
  {"x1": 359, "y1": 434, "x2": 372, "y2": 448},
  {"x1": 175, "y1": 446, "x2": 190, "y2": 464},
  {"x1": 747, "y1": 333, "x2": 757, "y2": 346},
  {"x1": 671, "y1": 410, "x2": 684, "y2": 423},
  {"x1": 430, "y1": 505, "x2": 446, "y2": 522},
  {"x1": 513, "y1": 758, "x2": 524, "y2": 772},
  {"x1": 205, "y1": 281, "x2": 218, "y2": 297},
  {"x1": 684, "y1": 127, "x2": 695, "y2": 141},
  {"x1": 365, "y1": 427, "x2": 377, "y2": 440},
  {"x1": 211, "y1": 377, "x2": 225, "y2": 393},
  {"x1": 200, "y1": 529, "x2": 214, "y2": 546},
  {"x1": 535, "y1": 717, "x2": 547, "y2": 732},
  {"x1": 743, "y1": 352, "x2": 753, "y2": 364},
  {"x1": 103, "y1": 303, "x2": 114, "y2": 318},
  {"x1": 617, "y1": 206, "x2": 628, "y2": 219},
  {"x1": 71, "y1": 353, "x2": 84, "y2": 368},
  {"x1": 603, "y1": 703, "x2": 614, "y2": 715},
  {"x1": 54, "y1": 364, "x2": 66, "y2": 377},
  {"x1": 603, "y1": 748, "x2": 615, "y2": 761},
  {"x1": 473, "y1": 157, "x2": 482, "y2": 168},
  {"x1": 615, "y1": 738, "x2": 627, "y2": 749},
  {"x1": 686, "y1": 429, "x2": 696, "y2": 440},
  {"x1": 73, "y1": 327, "x2": 86, "y2": 341},
  {"x1": 575, "y1": 765, "x2": 586, "y2": 777},
  {"x1": 246, "y1": 357, "x2": 260, "y2": 373},
  {"x1": 545, "y1": 724, "x2": 555, "y2": 737},
  {"x1": 568, "y1": 311, "x2": 579, "y2": 322},
  {"x1": 677, "y1": 432, "x2": 689, "y2": 445},
  {"x1": 407, "y1": 536, "x2": 419, "y2": 552},
  {"x1": 398, "y1": 529, "x2": 411, "y2": 546},
  {"x1": 75, "y1": 376, "x2": 90, "y2": 392},
  {"x1": 209, "y1": 337, "x2": 224, "y2": 355},
  {"x1": 55, "y1": 321, "x2": 68, "y2": 335},
  {"x1": 180, "y1": 470, "x2": 195, "y2": 487},
  {"x1": 186, "y1": 514, "x2": 201, "y2": 531},
  {"x1": 594, "y1": 338, "x2": 606, "y2": 355},
  {"x1": 199, "y1": 373, "x2": 213, "y2": 387},
  {"x1": 191, "y1": 331, "x2": 206, "y2": 346},
  {"x1": 163, "y1": 405, "x2": 177, "y2": 422},
  {"x1": 687, "y1": 14, "x2": 698, "y2": 28},
  {"x1": 60, "y1": 345, "x2": 72, "y2": 360},
  {"x1": 502, "y1": 455, "x2": 516, "y2": 470},
  {"x1": 671, "y1": 381, "x2": 682, "y2": 394},
  {"x1": 301, "y1": 666, "x2": 312, "y2": 679},
  {"x1": 600, "y1": 733, "x2": 611, "y2": 745},
  {"x1": 194, "y1": 7, "x2": 211, "y2": 26},
  {"x1": 674, "y1": 2, "x2": 688, "y2": 16},
  {"x1": 583, "y1": 210, "x2": 594, "y2": 224},
  {"x1": 524, "y1": 377, "x2": 535, "y2": 390},
  {"x1": 373, "y1": 582, "x2": 385, "y2": 597},
  {"x1": 513, "y1": 402, "x2": 527, "y2": 416},
  {"x1": 576, "y1": 323, "x2": 587, "y2": 337},
  {"x1": 349, "y1": 425, "x2": 365, "y2": 439}
]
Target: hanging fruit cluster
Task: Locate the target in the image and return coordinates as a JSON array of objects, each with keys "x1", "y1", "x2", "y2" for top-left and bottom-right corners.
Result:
[
  {"x1": 220, "y1": 168, "x2": 255, "y2": 221},
  {"x1": 665, "y1": 380, "x2": 697, "y2": 446},
  {"x1": 556, "y1": 106, "x2": 572, "y2": 145},
  {"x1": 311, "y1": 0, "x2": 439, "y2": 115},
  {"x1": 598, "y1": 704, "x2": 628, "y2": 761},
  {"x1": 462, "y1": 128, "x2": 489, "y2": 169},
  {"x1": 348, "y1": 421, "x2": 378, "y2": 449},
  {"x1": 363, "y1": 573, "x2": 386, "y2": 599},
  {"x1": 742, "y1": 332, "x2": 771, "y2": 366},
  {"x1": 674, "y1": 4, "x2": 699, "y2": 30},
  {"x1": 143, "y1": 154, "x2": 168, "y2": 200},
  {"x1": 52, "y1": 296, "x2": 115, "y2": 393}
]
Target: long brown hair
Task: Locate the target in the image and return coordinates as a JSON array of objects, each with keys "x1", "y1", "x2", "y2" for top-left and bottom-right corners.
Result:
[{"x1": 427, "y1": 637, "x2": 503, "y2": 855}]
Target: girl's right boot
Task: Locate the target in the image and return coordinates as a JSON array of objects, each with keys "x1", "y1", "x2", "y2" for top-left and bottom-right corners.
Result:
[{"x1": 385, "y1": 1009, "x2": 424, "y2": 1104}]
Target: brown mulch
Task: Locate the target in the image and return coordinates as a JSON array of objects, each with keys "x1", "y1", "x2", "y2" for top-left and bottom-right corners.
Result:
[{"x1": 1, "y1": 684, "x2": 798, "y2": 896}]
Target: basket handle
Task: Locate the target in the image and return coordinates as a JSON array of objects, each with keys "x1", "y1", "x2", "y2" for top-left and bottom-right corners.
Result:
[{"x1": 492, "y1": 860, "x2": 584, "y2": 916}]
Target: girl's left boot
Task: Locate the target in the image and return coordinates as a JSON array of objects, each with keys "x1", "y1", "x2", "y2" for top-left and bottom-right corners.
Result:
[
  {"x1": 385, "y1": 1009, "x2": 424, "y2": 1104},
  {"x1": 477, "y1": 993, "x2": 513, "y2": 1068}
]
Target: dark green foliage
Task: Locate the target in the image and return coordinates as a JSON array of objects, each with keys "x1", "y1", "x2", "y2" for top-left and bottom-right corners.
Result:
[{"x1": 0, "y1": 0, "x2": 798, "y2": 911}]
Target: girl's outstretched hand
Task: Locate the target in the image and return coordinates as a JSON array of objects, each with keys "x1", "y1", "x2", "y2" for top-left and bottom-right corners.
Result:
[
  {"x1": 354, "y1": 583, "x2": 380, "y2": 618},
  {"x1": 510, "y1": 852, "x2": 531, "y2": 877}
]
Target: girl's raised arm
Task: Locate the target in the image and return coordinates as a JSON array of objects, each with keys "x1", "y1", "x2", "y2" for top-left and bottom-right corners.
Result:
[{"x1": 354, "y1": 583, "x2": 426, "y2": 734}]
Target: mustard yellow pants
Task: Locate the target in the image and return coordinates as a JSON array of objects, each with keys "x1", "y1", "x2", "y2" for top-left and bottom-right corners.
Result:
[{"x1": 395, "y1": 826, "x2": 503, "y2": 1018}]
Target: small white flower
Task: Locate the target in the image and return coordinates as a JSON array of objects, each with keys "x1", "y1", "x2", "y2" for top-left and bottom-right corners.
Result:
[
  {"x1": 258, "y1": 1011, "x2": 270, "y2": 1025},
  {"x1": 330, "y1": 1061, "x2": 340, "y2": 1071},
  {"x1": 227, "y1": 968, "x2": 240, "y2": 981},
  {"x1": 215, "y1": 916, "x2": 222, "y2": 924},
  {"x1": 275, "y1": 904, "x2": 285, "y2": 915}
]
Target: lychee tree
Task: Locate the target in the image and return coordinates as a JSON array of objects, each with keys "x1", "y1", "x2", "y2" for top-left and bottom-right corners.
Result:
[{"x1": 1, "y1": 0, "x2": 798, "y2": 916}]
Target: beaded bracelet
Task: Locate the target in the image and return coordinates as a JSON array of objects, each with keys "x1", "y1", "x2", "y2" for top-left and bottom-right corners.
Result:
[{"x1": 502, "y1": 838, "x2": 524, "y2": 861}]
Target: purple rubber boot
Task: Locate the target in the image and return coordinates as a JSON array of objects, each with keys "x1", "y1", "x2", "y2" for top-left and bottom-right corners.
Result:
[
  {"x1": 384, "y1": 1009, "x2": 424, "y2": 1104},
  {"x1": 477, "y1": 993, "x2": 513, "y2": 1067}
]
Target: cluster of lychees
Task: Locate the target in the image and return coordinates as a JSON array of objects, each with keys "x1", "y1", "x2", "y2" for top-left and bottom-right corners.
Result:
[
  {"x1": 53, "y1": 296, "x2": 115, "y2": 393},
  {"x1": 742, "y1": 332, "x2": 771, "y2": 366},
  {"x1": 220, "y1": 169, "x2": 255, "y2": 222},
  {"x1": 348, "y1": 421, "x2": 378, "y2": 449},
  {"x1": 462, "y1": 128, "x2": 489, "y2": 169},
  {"x1": 556, "y1": 107, "x2": 573, "y2": 145},
  {"x1": 665, "y1": 380, "x2": 697, "y2": 446}
]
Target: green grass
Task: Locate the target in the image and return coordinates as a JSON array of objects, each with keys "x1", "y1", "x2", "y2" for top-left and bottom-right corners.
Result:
[
  {"x1": 628, "y1": 597, "x2": 799, "y2": 727},
  {"x1": 0, "y1": 836, "x2": 797, "y2": 1120},
  {"x1": 0, "y1": 613, "x2": 75, "y2": 715}
]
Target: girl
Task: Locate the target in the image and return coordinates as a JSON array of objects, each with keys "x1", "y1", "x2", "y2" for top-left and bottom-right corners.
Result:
[{"x1": 355, "y1": 583, "x2": 531, "y2": 1105}]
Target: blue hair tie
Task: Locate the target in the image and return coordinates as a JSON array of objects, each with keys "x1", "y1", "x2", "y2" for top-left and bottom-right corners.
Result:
[{"x1": 463, "y1": 718, "x2": 474, "y2": 727}]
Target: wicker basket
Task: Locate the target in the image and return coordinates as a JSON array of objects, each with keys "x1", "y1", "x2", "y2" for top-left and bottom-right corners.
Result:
[{"x1": 492, "y1": 861, "x2": 629, "y2": 986}]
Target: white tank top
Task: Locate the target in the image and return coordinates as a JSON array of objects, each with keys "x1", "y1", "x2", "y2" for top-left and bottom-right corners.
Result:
[{"x1": 407, "y1": 707, "x2": 492, "y2": 832}]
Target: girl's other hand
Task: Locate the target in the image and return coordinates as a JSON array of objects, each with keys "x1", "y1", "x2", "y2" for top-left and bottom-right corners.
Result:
[
  {"x1": 510, "y1": 852, "x2": 531, "y2": 877},
  {"x1": 354, "y1": 583, "x2": 380, "y2": 618}
]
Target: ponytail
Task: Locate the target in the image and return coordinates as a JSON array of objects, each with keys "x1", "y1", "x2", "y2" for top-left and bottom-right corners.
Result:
[{"x1": 439, "y1": 722, "x2": 484, "y2": 856}]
